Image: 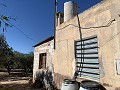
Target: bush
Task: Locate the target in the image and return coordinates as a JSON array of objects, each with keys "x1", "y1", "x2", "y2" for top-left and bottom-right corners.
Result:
[{"x1": 33, "y1": 69, "x2": 57, "y2": 90}]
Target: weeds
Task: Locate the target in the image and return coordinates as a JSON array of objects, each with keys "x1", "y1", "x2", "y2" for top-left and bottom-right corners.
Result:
[{"x1": 33, "y1": 69, "x2": 57, "y2": 90}]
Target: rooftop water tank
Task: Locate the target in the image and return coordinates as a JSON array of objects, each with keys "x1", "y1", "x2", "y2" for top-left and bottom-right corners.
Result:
[{"x1": 64, "y1": 1, "x2": 78, "y2": 22}]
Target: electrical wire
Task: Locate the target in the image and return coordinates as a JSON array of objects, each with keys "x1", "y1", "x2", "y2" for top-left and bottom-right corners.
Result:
[
  {"x1": 56, "y1": 19, "x2": 116, "y2": 31},
  {"x1": 69, "y1": 16, "x2": 118, "y2": 79},
  {"x1": 100, "y1": 29, "x2": 120, "y2": 47},
  {"x1": 8, "y1": 21, "x2": 38, "y2": 42},
  {"x1": 57, "y1": 18, "x2": 120, "y2": 47},
  {"x1": 82, "y1": 19, "x2": 120, "y2": 47},
  {"x1": 0, "y1": 3, "x2": 7, "y2": 7},
  {"x1": 0, "y1": 18, "x2": 38, "y2": 42}
]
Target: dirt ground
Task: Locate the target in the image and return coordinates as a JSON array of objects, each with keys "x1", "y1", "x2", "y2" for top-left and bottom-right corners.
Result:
[{"x1": 0, "y1": 72, "x2": 35, "y2": 90}]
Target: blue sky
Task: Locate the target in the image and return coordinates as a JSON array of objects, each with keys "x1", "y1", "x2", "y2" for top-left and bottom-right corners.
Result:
[{"x1": 0, "y1": 0, "x2": 102, "y2": 53}]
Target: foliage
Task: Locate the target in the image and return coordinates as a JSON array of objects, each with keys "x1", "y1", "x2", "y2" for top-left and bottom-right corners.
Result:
[
  {"x1": 0, "y1": 33, "x2": 14, "y2": 74},
  {"x1": 13, "y1": 51, "x2": 34, "y2": 73},
  {"x1": 33, "y1": 69, "x2": 57, "y2": 90},
  {"x1": 0, "y1": 3, "x2": 33, "y2": 74},
  {"x1": 0, "y1": 14, "x2": 16, "y2": 32},
  {"x1": 0, "y1": 34, "x2": 34, "y2": 74},
  {"x1": 0, "y1": 15, "x2": 11, "y2": 32}
]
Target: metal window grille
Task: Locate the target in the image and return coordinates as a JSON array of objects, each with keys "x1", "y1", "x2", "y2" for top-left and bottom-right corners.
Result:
[{"x1": 75, "y1": 36, "x2": 100, "y2": 80}]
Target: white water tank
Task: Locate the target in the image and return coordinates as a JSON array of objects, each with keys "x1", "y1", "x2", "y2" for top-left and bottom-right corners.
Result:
[{"x1": 64, "y1": 1, "x2": 78, "y2": 22}]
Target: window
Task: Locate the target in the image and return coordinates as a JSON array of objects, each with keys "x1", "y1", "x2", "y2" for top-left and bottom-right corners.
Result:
[
  {"x1": 39, "y1": 53, "x2": 47, "y2": 69},
  {"x1": 75, "y1": 36, "x2": 100, "y2": 80}
]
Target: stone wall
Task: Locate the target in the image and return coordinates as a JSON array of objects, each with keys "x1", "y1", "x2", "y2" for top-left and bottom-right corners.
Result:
[{"x1": 33, "y1": 39, "x2": 54, "y2": 83}]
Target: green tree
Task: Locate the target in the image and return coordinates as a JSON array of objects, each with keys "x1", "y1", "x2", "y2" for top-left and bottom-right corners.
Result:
[
  {"x1": 0, "y1": 34, "x2": 33, "y2": 74},
  {"x1": 0, "y1": 34, "x2": 14, "y2": 75},
  {"x1": 20, "y1": 52, "x2": 33, "y2": 73},
  {"x1": 12, "y1": 51, "x2": 23, "y2": 69},
  {"x1": 13, "y1": 51, "x2": 34, "y2": 73}
]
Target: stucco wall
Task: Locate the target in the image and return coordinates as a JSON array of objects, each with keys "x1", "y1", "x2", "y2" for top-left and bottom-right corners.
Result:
[
  {"x1": 33, "y1": 39, "x2": 54, "y2": 83},
  {"x1": 54, "y1": 0, "x2": 120, "y2": 89}
]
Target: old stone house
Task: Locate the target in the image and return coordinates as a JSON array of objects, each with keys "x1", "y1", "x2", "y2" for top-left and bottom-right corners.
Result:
[
  {"x1": 33, "y1": 36, "x2": 54, "y2": 83},
  {"x1": 54, "y1": 0, "x2": 120, "y2": 89}
]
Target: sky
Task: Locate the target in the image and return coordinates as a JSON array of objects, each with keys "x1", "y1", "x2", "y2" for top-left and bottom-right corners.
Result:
[{"x1": 0, "y1": 0, "x2": 102, "y2": 53}]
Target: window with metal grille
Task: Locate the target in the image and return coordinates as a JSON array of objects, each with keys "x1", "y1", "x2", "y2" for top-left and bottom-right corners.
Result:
[{"x1": 75, "y1": 36, "x2": 100, "y2": 80}]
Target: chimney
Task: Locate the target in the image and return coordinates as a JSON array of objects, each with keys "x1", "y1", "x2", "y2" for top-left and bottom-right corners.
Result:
[{"x1": 56, "y1": 12, "x2": 64, "y2": 26}]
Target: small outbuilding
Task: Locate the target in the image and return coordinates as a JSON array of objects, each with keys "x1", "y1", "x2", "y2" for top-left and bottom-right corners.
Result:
[{"x1": 33, "y1": 36, "x2": 54, "y2": 83}]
